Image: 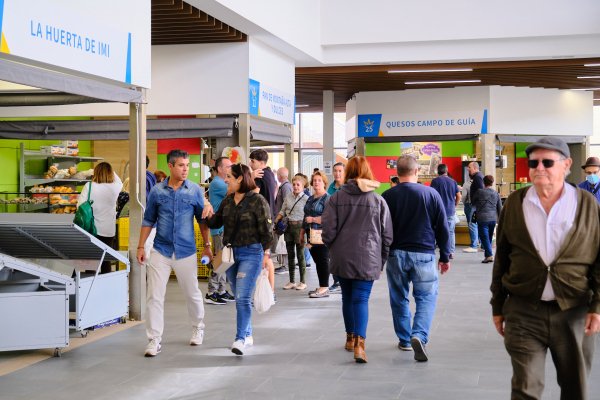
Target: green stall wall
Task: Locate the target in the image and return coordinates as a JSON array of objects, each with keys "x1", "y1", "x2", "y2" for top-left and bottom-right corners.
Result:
[{"x1": 0, "y1": 139, "x2": 93, "y2": 193}]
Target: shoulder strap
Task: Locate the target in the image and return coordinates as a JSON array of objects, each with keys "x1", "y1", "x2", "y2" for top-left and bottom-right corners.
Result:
[
  {"x1": 592, "y1": 184, "x2": 600, "y2": 196},
  {"x1": 87, "y1": 182, "x2": 92, "y2": 202},
  {"x1": 285, "y1": 193, "x2": 306, "y2": 217}
]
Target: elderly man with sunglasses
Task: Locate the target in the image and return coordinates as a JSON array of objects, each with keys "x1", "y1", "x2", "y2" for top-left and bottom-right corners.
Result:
[{"x1": 490, "y1": 137, "x2": 600, "y2": 400}]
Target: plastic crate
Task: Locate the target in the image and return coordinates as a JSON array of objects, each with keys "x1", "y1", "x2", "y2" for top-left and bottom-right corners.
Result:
[
  {"x1": 194, "y1": 222, "x2": 212, "y2": 279},
  {"x1": 117, "y1": 218, "x2": 129, "y2": 248},
  {"x1": 197, "y1": 265, "x2": 210, "y2": 279}
]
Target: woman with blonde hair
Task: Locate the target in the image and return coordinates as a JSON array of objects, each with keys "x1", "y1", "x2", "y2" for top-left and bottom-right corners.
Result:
[
  {"x1": 77, "y1": 162, "x2": 122, "y2": 274},
  {"x1": 275, "y1": 175, "x2": 309, "y2": 290},
  {"x1": 301, "y1": 170, "x2": 330, "y2": 298},
  {"x1": 322, "y1": 156, "x2": 393, "y2": 363}
]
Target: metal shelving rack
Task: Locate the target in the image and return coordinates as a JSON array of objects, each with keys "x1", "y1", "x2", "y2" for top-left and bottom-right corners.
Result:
[{"x1": 19, "y1": 143, "x2": 103, "y2": 193}]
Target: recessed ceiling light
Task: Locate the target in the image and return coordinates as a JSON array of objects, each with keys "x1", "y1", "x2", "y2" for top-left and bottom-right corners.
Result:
[
  {"x1": 388, "y1": 68, "x2": 473, "y2": 73},
  {"x1": 577, "y1": 76, "x2": 600, "y2": 79},
  {"x1": 584, "y1": 63, "x2": 600, "y2": 67},
  {"x1": 296, "y1": 104, "x2": 310, "y2": 108},
  {"x1": 405, "y1": 80, "x2": 481, "y2": 85}
]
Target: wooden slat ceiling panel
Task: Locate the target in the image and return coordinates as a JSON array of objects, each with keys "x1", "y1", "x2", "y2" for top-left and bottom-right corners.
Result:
[
  {"x1": 296, "y1": 59, "x2": 600, "y2": 111},
  {"x1": 151, "y1": 0, "x2": 247, "y2": 45}
]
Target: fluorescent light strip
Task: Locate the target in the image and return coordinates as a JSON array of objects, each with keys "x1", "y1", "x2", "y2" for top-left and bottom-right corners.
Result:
[
  {"x1": 296, "y1": 104, "x2": 310, "y2": 108},
  {"x1": 405, "y1": 80, "x2": 481, "y2": 85},
  {"x1": 584, "y1": 63, "x2": 600, "y2": 67},
  {"x1": 388, "y1": 68, "x2": 473, "y2": 73},
  {"x1": 578, "y1": 76, "x2": 600, "y2": 79},
  {"x1": 571, "y1": 88, "x2": 600, "y2": 91}
]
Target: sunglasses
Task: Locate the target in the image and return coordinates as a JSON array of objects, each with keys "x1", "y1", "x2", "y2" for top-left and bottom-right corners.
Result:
[{"x1": 527, "y1": 159, "x2": 563, "y2": 169}]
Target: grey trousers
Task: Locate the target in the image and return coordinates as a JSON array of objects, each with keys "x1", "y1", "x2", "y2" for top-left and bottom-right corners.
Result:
[
  {"x1": 207, "y1": 233, "x2": 228, "y2": 294},
  {"x1": 503, "y1": 296, "x2": 594, "y2": 400}
]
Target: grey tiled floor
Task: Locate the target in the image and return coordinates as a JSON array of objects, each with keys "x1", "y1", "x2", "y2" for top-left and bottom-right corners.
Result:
[{"x1": 1, "y1": 249, "x2": 599, "y2": 399}]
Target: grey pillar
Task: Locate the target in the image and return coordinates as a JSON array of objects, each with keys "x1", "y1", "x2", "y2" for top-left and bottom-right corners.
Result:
[
  {"x1": 128, "y1": 100, "x2": 147, "y2": 321},
  {"x1": 237, "y1": 113, "x2": 251, "y2": 161},
  {"x1": 480, "y1": 133, "x2": 496, "y2": 178},
  {"x1": 323, "y1": 90, "x2": 334, "y2": 179}
]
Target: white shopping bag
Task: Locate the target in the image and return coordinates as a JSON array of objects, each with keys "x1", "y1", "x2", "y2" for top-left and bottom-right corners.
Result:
[{"x1": 254, "y1": 269, "x2": 275, "y2": 314}]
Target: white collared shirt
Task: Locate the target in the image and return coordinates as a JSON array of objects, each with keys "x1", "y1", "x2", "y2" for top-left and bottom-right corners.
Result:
[{"x1": 522, "y1": 183, "x2": 577, "y2": 300}]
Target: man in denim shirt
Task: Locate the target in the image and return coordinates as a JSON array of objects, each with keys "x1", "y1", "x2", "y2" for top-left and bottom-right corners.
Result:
[{"x1": 136, "y1": 149, "x2": 213, "y2": 357}]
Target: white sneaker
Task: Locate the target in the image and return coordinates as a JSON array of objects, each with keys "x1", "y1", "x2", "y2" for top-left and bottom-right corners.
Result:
[
  {"x1": 145, "y1": 338, "x2": 161, "y2": 357},
  {"x1": 231, "y1": 339, "x2": 245, "y2": 355},
  {"x1": 283, "y1": 282, "x2": 296, "y2": 290},
  {"x1": 190, "y1": 327, "x2": 204, "y2": 346},
  {"x1": 245, "y1": 336, "x2": 254, "y2": 346},
  {"x1": 463, "y1": 247, "x2": 478, "y2": 253},
  {"x1": 296, "y1": 282, "x2": 307, "y2": 290}
]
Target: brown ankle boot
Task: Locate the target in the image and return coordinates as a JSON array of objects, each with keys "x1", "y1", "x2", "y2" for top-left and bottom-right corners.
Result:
[
  {"x1": 354, "y1": 336, "x2": 367, "y2": 363},
  {"x1": 345, "y1": 333, "x2": 355, "y2": 352}
]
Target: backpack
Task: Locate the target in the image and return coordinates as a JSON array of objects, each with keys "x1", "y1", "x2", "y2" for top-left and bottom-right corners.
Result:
[{"x1": 74, "y1": 183, "x2": 97, "y2": 236}]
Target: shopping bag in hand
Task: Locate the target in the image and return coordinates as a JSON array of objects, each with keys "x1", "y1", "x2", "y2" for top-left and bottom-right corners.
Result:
[{"x1": 254, "y1": 269, "x2": 275, "y2": 314}]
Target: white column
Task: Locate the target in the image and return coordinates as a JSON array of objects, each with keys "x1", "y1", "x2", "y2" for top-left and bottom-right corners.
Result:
[
  {"x1": 323, "y1": 90, "x2": 335, "y2": 179},
  {"x1": 128, "y1": 98, "x2": 147, "y2": 321}
]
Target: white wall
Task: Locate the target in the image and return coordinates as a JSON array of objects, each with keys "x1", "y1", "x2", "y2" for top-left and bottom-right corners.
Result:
[
  {"x1": 0, "y1": 42, "x2": 250, "y2": 117},
  {"x1": 355, "y1": 87, "x2": 490, "y2": 114},
  {"x1": 195, "y1": 0, "x2": 600, "y2": 66},
  {"x1": 489, "y1": 87, "x2": 593, "y2": 136},
  {"x1": 321, "y1": 0, "x2": 600, "y2": 45},
  {"x1": 189, "y1": 0, "x2": 322, "y2": 64},
  {"x1": 249, "y1": 38, "x2": 295, "y2": 96},
  {"x1": 147, "y1": 43, "x2": 248, "y2": 115}
]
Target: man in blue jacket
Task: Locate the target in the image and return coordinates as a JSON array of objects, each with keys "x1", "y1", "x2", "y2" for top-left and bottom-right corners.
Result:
[
  {"x1": 136, "y1": 150, "x2": 213, "y2": 357},
  {"x1": 578, "y1": 156, "x2": 600, "y2": 204},
  {"x1": 382, "y1": 155, "x2": 451, "y2": 362},
  {"x1": 430, "y1": 164, "x2": 461, "y2": 259}
]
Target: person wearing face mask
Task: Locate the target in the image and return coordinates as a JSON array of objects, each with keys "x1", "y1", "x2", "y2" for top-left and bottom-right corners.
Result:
[{"x1": 578, "y1": 156, "x2": 600, "y2": 204}]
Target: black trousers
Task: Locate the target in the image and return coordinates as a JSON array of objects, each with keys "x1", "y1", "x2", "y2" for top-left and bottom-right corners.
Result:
[
  {"x1": 503, "y1": 296, "x2": 594, "y2": 400},
  {"x1": 309, "y1": 244, "x2": 330, "y2": 288},
  {"x1": 96, "y1": 235, "x2": 116, "y2": 274}
]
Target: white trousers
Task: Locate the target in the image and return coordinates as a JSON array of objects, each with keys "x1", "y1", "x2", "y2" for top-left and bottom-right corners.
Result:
[{"x1": 146, "y1": 249, "x2": 205, "y2": 341}]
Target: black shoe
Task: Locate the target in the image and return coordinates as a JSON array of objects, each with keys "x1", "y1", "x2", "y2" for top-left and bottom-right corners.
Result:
[
  {"x1": 204, "y1": 292, "x2": 226, "y2": 305},
  {"x1": 274, "y1": 266, "x2": 288, "y2": 275},
  {"x1": 219, "y1": 291, "x2": 235, "y2": 302},
  {"x1": 411, "y1": 337, "x2": 428, "y2": 362}
]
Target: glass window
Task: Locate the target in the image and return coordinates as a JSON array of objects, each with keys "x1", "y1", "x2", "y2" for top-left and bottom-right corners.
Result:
[
  {"x1": 301, "y1": 150, "x2": 323, "y2": 177},
  {"x1": 300, "y1": 113, "x2": 324, "y2": 148},
  {"x1": 334, "y1": 113, "x2": 347, "y2": 148}
]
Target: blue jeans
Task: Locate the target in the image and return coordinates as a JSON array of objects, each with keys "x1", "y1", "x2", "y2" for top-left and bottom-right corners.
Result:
[
  {"x1": 446, "y1": 216, "x2": 456, "y2": 255},
  {"x1": 226, "y1": 243, "x2": 263, "y2": 342},
  {"x1": 338, "y1": 278, "x2": 374, "y2": 338},
  {"x1": 386, "y1": 249, "x2": 439, "y2": 346},
  {"x1": 477, "y1": 221, "x2": 496, "y2": 258},
  {"x1": 464, "y1": 203, "x2": 479, "y2": 248}
]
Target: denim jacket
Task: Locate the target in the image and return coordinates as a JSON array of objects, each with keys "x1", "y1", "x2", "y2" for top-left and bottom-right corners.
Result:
[
  {"x1": 302, "y1": 193, "x2": 329, "y2": 231},
  {"x1": 143, "y1": 178, "x2": 205, "y2": 259}
]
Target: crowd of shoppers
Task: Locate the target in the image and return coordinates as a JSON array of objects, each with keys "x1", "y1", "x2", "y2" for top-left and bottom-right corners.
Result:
[{"x1": 124, "y1": 139, "x2": 600, "y2": 400}]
